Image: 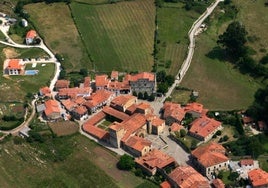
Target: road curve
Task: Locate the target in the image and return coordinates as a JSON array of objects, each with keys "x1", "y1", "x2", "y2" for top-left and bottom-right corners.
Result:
[
  {"x1": 0, "y1": 17, "x2": 61, "y2": 135},
  {"x1": 161, "y1": 0, "x2": 224, "y2": 103}
]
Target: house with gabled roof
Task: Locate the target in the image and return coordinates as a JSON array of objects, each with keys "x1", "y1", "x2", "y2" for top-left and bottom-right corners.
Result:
[
  {"x1": 25, "y1": 30, "x2": 37, "y2": 45},
  {"x1": 162, "y1": 102, "x2": 186, "y2": 125},
  {"x1": 95, "y1": 74, "x2": 110, "y2": 90},
  {"x1": 135, "y1": 149, "x2": 176, "y2": 176},
  {"x1": 110, "y1": 95, "x2": 137, "y2": 112},
  {"x1": 184, "y1": 102, "x2": 208, "y2": 118},
  {"x1": 55, "y1": 80, "x2": 70, "y2": 91},
  {"x1": 212, "y1": 178, "x2": 225, "y2": 188},
  {"x1": 39, "y1": 86, "x2": 51, "y2": 98},
  {"x1": 123, "y1": 135, "x2": 152, "y2": 157},
  {"x1": 167, "y1": 166, "x2": 210, "y2": 188},
  {"x1": 72, "y1": 106, "x2": 88, "y2": 120},
  {"x1": 4, "y1": 59, "x2": 24, "y2": 75},
  {"x1": 188, "y1": 115, "x2": 222, "y2": 142},
  {"x1": 191, "y1": 142, "x2": 229, "y2": 179},
  {"x1": 44, "y1": 99, "x2": 61, "y2": 120},
  {"x1": 248, "y1": 168, "x2": 268, "y2": 188}
]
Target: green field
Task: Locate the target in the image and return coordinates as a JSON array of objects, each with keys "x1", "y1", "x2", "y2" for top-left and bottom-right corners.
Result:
[
  {"x1": 180, "y1": 4, "x2": 262, "y2": 110},
  {"x1": 156, "y1": 2, "x2": 200, "y2": 75},
  {"x1": 0, "y1": 134, "x2": 152, "y2": 188},
  {"x1": 25, "y1": 2, "x2": 91, "y2": 71},
  {"x1": 70, "y1": 0, "x2": 155, "y2": 72},
  {"x1": 233, "y1": 0, "x2": 268, "y2": 61}
]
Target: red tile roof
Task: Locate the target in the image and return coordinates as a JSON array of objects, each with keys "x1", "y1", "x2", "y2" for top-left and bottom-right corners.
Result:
[
  {"x1": 7, "y1": 59, "x2": 22, "y2": 70},
  {"x1": 242, "y1": 116, "x2": 253, "y2": 124},
  {"x1": 110, "y1": 95, "x2": 137, "y2": 107},
  {"x1": 121, "y1": 113, "x2": 147, "y2": 142},
  {"x1": 73, "y1": 96, "x2": 86, "y2": 105},
  {"x1": 170, "y1": 122, "x2": 184, "y2": 132},
  {"x1": 163, "y1": 102, "x2": 186, "y2": 122},
  {"x1": 184, "y1": 102, "x2": 208, "y2": 115},
  {"x1": 151, "y1": 116, "x2": 165, "y2": 127},
  {"x1": 61, "y1": 99, "x2": 77, "y2": 111},
  {"x1": 83, "y1": 124, "x2": 109, "y2": 140},
  {"x1": 83, "y1": 77, "x2": 91, "y2": 87},
  {"x1": 73, "y1": 106, "x2": 87, "y2": 115},
  {"x1": 84, "y1": 89, "x2": 113, "y2": 109},
  {"x1": 125, "y1": 72, "x2": 155, "y2": 82},
  {"x1": 168, "y1": 166, "x2": 210, "y2": 188},
  {"x1": 44, "y1": 99, "x2": 60, "y2": 116},
  {"x1": 107, "y1": 81, "x2": 130, "y2": 90},
  {"x1": 26, "y1": 30, "x2": 37, "y2": 39},
  {"x1": 160, "y1": 181, "x2": 171, "y2": 188},
  {"x1": 109, "y1": 121, "x2": 125, "y2": 132},
  {"x1": 55, "y1": 80, "x2": 70, "y2": 89},
  {"x1": 248, "y1": 168, "x2": 268, "y2": 187},
  {"x1": 191, "y1": 142, "x2": 229, "y2": 168},
  {"x1": 95, "y1": 74, "x2": 109, "y2": 87},
  {"x1": 135, "y1": 149, "x2": 175, "y2": 172},
  {"x1": 240, "y1": 159, "x2": 254, "y2": 166},
  {"x1": 58, "y1": 87, "x2": 91, "y2": 99},
  {"x1": 258, "y1": 121, "x2": 267, "y2": 130},
  {"x1": 136, "y1": 102, "x2": 153, "y2": 114},
  {"x1": 103, "y1": 106, "x2": 130, "y2": 121},
  {"x1": 189, "y1": 116, "x2": 222, "y2": 140},
  {"x1": 212, "y1": 179, "x2": 225, "y2": 188},
  {"x1": 40, "y1": 86, "x2": 51, "y2": 97},
  {"x1": 126, "y1": 104, "x2": 137, "y2": 114},
  {"x1": 83, "y1": 111, "x2": 106, "y2": 126},
  {"x1": 124, "y1": 135, "x2": 152, "y2": 152}
]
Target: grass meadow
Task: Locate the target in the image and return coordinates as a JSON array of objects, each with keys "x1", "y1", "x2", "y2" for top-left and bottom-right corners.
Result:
[
  {"x1": 0, "y1": 134, "x2": 153, "y2": 188},
  {"x1": 179, "y1": 4, "x2": 262, "y2": 110},
  {"x1": 70, "y1": 0, "x2": 155, "y2": 72},
  {"x1": 156, "y1": 2, "x2": 200, "y2": 76},
  {"x1": 24, "y1": 2, "x2": 91, "y2": 71},
  {"x1": 233, "y1": 0, "x2": 268, "y2": 61}
]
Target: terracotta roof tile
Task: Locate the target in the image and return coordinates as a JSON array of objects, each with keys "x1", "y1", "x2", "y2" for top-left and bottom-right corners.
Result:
[
  {"x1": 170, "y1": 122, "x2": 184, "y2": 132},
  {"x1": 151, "y1": 116, "x2": 165, "y2": 127},
  {"x1": 110, "y1": 95, "x2": 137, "y2": 107},
  {"x1": 111, "y1": 71, "x2": 119, "y2": 80},
  {"x1": 168, "y1": 166, "x2": 210, "y2": 188},
  {"x1": 61, "y1": 99, "x2": 77, "y2": 111},
  {"x1": 242, "y1": 116, "x2": 254, "y2": 124},
  {"x1": 103, "y1": 106, "x2": 130, "y2": 121},
  {"x1": 240, "y1": 159, "x2": 254, "y2": 166},
  {"x1": 44, "y1": 99, "x2": 60, "y2": 116},
  {"x1": 83, "y1": 77, "x2": 91, "y2": 87},
  {"x1": 26, "y1": 30, "x2": 37, "y2": 39},
  {"x1": 124, "y1": 72, "x2": 155, "y2": 82},
  {"x1": 160, "y1": 181, "x2": 171, "y2": 188},
  {"x1": 58, "y1": 87, "x2": 91, "y2": 99},
  {"x1": 83, "y1": 111, "x2": 106, "y2": 126},
  {"x1": 135, "y1": 149, "x2": 175, "y2": 173},
  {"x1": 248, "y1": 168, "x2": 268, "y2": 187},
  {"x1": 192, "y1": 142, "x2": 229, "y2": 168},
  {"x1": 163, "y1": 102, "x2": 185, "y2": 122},
  {"x1": 40, "y1": 86, "x2": 51, "y2": 97},
  {"x1": 212, "y1": 178, "x2": 225, "y2": 188},
  {"x1": 125, "y1": 135, "x2": 151, "y2": 152},
  {"x1": 83, "y1": 124, "x2": 109, "y2": 140},
  {"x1": 7, "y1": 59, "x2": 22, "y2": 70},
  {"x1": 189, "y1": 116, "x2": 222, "y2": 139},
  {"x1": 73, "y1": 106, "x2": 87, "y2": 115},
  {"x1": 84, "y1": 89, "x2": 113, "y2": 109},
  {"x1": 95, "y1": 74, "x2": 109, "y2": 87}
]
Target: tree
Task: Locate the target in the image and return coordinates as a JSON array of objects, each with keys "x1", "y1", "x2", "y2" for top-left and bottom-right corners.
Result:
[
  {"x1": 117, "y1": 154, "x2": 135, "y2": 170},
  {"x1": 143, "y1": 92, "x2": 149, "y2": 100},
  {"x1": 165, "y1": 75, "x2": 175, "y2": 86},
  {"x1": 228, "y1": 171, "x2": 239, "y2": 181},
  {"x1": 156, "y1": 70, "x2": 166, "y2": 82},
  {"x1": 79, "y1": 68, "x2": 88, "y2": 77},
  {"x1": 217, "y1": 21, "x2": 247, "y2": 60},
  {"x1": 180, "y1": 129, "x2": 186, "y2": 137},
  {"x1": 138, "y1": 92, "x2": 143, "y2": 99},
  {"x1": 260, "y1": 54, "x2": 268, "y2": 64},
  {"x1": 148, "y1": 94, "x2": 155, "y2": 101},
  {"x1": 157, "y1": 83, "x2": 168, "y2": 94},
  {"x1": 132, "y1": 91, "x2": 137, "y2": 97}
]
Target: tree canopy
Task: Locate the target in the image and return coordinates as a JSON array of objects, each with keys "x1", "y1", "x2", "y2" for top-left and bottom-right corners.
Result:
[{"x1": 217, "y1": 21, "x2": 247, "y2": 60}]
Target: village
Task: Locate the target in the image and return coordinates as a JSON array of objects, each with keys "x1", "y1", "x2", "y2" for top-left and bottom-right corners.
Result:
[
  {"x1": 1, "y1": 4, "x2": 268, "y2": 188},
  {"x1": 4, "y1": 54, "x2": 268, "y2": 187}
]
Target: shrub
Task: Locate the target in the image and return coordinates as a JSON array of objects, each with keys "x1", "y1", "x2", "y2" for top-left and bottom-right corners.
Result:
[{"x1": 117, "y1": 154, "x2": 135, "y2": 171}]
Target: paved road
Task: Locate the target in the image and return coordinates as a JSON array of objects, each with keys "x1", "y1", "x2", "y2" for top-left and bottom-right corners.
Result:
[{"x1": 161, "y1": 0, "x2": 224, "y2": 104}]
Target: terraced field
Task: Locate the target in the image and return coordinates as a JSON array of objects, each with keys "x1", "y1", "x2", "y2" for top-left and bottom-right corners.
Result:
[{"x1": 70, "y1": 0, "x2": 155, "y2": 72}]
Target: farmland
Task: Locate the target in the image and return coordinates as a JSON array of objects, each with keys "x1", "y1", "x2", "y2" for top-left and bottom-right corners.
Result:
[
  {"x1": 70, "y1": 0, "x2": 155, "y2": 72},
  {"x1": 0, "y1": 134, "x2": 153, "y2": 188},
  {"x1": 24, "y1": 2, "x2": 91, "y2": 71},
  {"x1": 156, "y1": 2, "x2": 200, "y2": 75}
]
